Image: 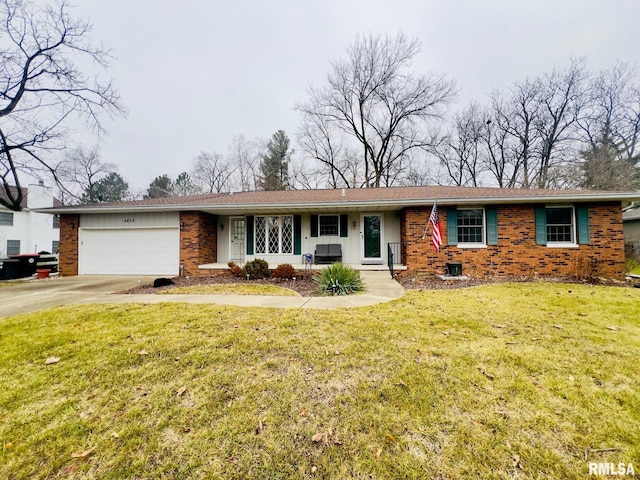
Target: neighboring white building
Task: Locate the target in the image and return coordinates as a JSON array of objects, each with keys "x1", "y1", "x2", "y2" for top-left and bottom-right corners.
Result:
[{"x1": 0, "y1": 183, "x2": 60, "y2": 257}]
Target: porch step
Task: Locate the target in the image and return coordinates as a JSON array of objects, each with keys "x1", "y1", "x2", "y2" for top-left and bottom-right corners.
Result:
[{"x1": 359, "y1": 271, "x2": 405, "y2": 299}]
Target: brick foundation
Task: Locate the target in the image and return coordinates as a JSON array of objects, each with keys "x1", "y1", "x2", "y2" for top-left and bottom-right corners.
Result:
[
  {"x1": 59, "y1": 214, "x2": 79, "y2": 276},
  {"x1": 180, "y1": 211, "x2": 217, "y2": 276},
  {"x1": 401, "y1": 202, "x2": 625, "y2": 279}
]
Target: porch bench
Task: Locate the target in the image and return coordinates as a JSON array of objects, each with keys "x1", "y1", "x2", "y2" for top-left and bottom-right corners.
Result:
[{"x1": 314, "y1": 244, "x2": 342, "y2": 264}]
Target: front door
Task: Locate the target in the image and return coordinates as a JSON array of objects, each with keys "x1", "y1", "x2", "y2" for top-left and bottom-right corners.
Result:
[
  {"x1": 230, "y1": 217, "x2": 245, "y2": 262},
  {"x1": 361, "y1": 214, "x2": 383, "y2": 264}
]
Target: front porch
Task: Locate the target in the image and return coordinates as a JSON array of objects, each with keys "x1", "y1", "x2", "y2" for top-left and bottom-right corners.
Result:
[{"x1": 197, "y1": 262, "x2": 407, "y2": 273}]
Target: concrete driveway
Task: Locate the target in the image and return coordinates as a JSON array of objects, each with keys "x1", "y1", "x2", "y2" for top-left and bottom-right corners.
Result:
[{"x1": 0, "y1": 275, "x2": 156, "y2": 318}]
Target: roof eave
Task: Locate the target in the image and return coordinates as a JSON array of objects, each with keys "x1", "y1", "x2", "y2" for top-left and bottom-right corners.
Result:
[{"x1": 34, "y1": 192, "x2": 640, "y2": 215}]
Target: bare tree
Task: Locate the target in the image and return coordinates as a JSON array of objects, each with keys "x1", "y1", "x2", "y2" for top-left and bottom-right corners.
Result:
[
  {"x1": 578, "y1": 61, "x2": 640, "y2": 169},
  {"x1": 57, "y1": 145, "x2": 114, "y2": 203},
  {"x1": 533, "y1": 59, "x2": 588, "y2": 188},
  {"x1": 0, "y1": 0, "x2": 124, "y2": 210},
  {"x1": 433, "y1": 103, "x2": 486, "y2": 186},
  {"x1": 227, "y1": 135, "x2": 263, "y2": 191},
  {"x1": 297, "y1": 114, "x2": 359, "y2": 188},
  {"x1": 296, "y1": 32, "x2": 456, "y2": 188},
  {"x1": 192, "y1": 151, "x2": 236, "y2": 193}
]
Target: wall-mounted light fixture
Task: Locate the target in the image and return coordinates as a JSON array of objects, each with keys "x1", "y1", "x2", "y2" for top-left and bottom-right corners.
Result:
[
  {"x1": 352, "y1": 221, "x2": 357, "y2": 229},
  {"x1": 220, "y1": 223, "x2": 225, "y2": 231}
]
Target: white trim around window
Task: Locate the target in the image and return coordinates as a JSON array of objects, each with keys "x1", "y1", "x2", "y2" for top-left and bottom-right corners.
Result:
[
  {"x1": 457, "y1": 207, "x2": 487, "y2": 248},
  {"x1": 254, "y1": 215, "x2": 293, "y2": 255},
  {"x1": 545, "y1": 206, "x2": 577, "y2": 247}
]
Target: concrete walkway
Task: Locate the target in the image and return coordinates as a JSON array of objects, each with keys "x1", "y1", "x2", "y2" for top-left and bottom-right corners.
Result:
[
  {"x1": 0, "y1": 272, "x2": 405, "y2": 317},
  {"x1": 100, "y1": 271, "x2": 405, "y2": 310}
]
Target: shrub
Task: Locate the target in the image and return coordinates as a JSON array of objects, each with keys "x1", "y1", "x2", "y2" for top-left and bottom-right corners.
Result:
[
  {"x1": 314, "y1": 262, "x2": 364, "y2": 295},
  {"x1": 227, "y1": 261, "x2": 244, "y2": 277},
  {"x1": 243, "y1": 259, "x2": 270, "y2": 279},
  {"x1": 272, "y1": 263, "x2": 296, "y2": 279}
]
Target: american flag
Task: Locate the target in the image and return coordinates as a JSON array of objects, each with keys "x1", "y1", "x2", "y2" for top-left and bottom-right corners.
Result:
[{"x1": 429, "y1": 203, "x2": 443, "y2": 252}]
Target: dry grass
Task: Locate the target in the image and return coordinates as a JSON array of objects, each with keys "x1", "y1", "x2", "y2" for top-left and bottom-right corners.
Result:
[
  {"x1": 1, "y1": 283, "x2": 639, "y2": 479},
  {"x1": 160, "y1": 283, "x2": 300, "y2": 296}
]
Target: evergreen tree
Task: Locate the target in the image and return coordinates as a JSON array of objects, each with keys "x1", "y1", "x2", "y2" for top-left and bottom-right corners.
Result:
[
  {"x1": 81, "y1": 172, "x2": 130, "y2": 203},
  {"x1": 144, "y1": 175, "x2": 175, "y2": 199},
  {"x1": 259, "y1": 130, "x2": 291, "y2": 191}
]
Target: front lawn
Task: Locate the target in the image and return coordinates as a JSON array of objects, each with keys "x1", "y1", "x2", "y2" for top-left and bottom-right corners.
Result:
[{"x1": 1, "y1": 283, "x2": 639, "y2": 479}]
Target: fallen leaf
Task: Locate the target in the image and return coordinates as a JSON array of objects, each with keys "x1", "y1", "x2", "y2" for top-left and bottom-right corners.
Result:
[
  {"x1": 552, "y1": 325, "x2": 563, "y2": 330},
  {"x1": 176, "y1": 387, "x2": 187, "y2": 397},
  {"x1": 606, "y1": 326, "x2": 621, "y2": 331},
  {"x1": 137, "y1": 349, "x2": 149, "y2": 355},
  {"x1": 385, "y1": 433, "x2": 397, "y2": 443},
  {"x1": 376, "y1": 447, "x2": 383, "y2": 459},
  {"x1": 71, "y1": 447, "x2": 95, "y2": 458},
  {"x1": 311, "y1": 432, "x2": 325, "y2": 443},
  {"x1": 492, "y1": 324, "x2": 506, "y2": 329},
  {"x1": 297, "y1": 408, "x2": 307, "y2": 417},
  {"x1": 45, "y1": 357, "x2": 60, "y2": 365},
  {"x1": 63, "y1": 465, "x2": 78, "y2": 474},
  {"x1": 568, "y1": 375, "x2": 575, "y2": 382},
  {"x1": 5, "y1": 442, "x2": 14, "y2": 450},
  {"x1": 311, "y1": 466, "x2": 318, "y2": 473},
  {"x1": 394, "y1": 381, "x2": 408, "y2": 388},
  {"x1": 110, "y1": 431, "x2": 120, "y2": 439}
]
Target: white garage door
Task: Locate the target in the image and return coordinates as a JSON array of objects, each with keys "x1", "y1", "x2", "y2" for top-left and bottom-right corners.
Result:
[{"x1": 79, "y1": 228, "x2": 180, "y2": 275}]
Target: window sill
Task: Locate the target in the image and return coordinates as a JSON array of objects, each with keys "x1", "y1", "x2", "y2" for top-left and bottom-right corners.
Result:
[
  {"x1": 546, "y1": 243, "x2": 579, "y2": 249},
  {"x1": 457, "y1": 243, "x2": 487, "y2": 249}
]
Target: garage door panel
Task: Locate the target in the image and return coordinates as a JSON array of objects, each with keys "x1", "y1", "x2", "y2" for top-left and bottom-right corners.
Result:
[{"x1": 79, "y1": 228, "x2": 179, "y2": 275}]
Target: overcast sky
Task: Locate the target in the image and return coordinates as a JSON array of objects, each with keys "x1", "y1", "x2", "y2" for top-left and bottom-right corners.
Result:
[{"x1": 69, "y1": 0, "x2": 640, "y2": 194}]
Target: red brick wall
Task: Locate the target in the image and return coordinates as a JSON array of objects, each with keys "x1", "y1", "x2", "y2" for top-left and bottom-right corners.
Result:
[
  {"x1": 58, "y1": 214, "x2": 79, "y2": 276},
  {"x1": 401, "y1": 202, "x2": 625, "y2": 279},
  {"x1": 180, "y1": 211, "x2": 217, "y2": 276}
]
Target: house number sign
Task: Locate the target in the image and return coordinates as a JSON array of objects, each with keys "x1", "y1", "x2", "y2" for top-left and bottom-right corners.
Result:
[{"x1": 123, "y1": 218, "x2": 135, "y2": 224}]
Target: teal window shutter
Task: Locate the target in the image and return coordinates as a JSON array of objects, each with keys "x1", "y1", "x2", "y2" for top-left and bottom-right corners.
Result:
[
  {"x1": 310, "y1": 215, "x2": 318, "y2": 237},
  {"x1": 246, "y1": 215, "x2": 254, "y2": 255},
  {"x1": 294, "y1": 215, "x2": 302, "y2": 254},
  {"x1": 486, "y1": 207, "x2": 498, "y2": 245},
  {"x1": 535, "y1": 207, "x2": 547, "y2": 245},
  {"x1": 447, "y1": 209, "x2": 458, "y2": 246},
  {"x1": 339, "y1": 214, "x2": 348, "y2": 237},
  {"x1": 577, "y1": 206, "x2": 590, "y2": 244}
]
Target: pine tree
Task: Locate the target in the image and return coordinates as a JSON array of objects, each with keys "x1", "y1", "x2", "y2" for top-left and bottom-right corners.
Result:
[{"x1": 259, "y1": 130, "x2": 291, "y2": 191}]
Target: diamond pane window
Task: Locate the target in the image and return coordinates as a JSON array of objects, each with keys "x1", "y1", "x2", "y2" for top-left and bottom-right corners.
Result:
[
  {"x1": 255, "y1": 216, "x2": 267, "y2": 254},
  {"x1": 268, "y1": 217, "x2": 280, "y2": 253},
  {"x1": 281, "y1": 216, "x2": 293, "y2": 253}
]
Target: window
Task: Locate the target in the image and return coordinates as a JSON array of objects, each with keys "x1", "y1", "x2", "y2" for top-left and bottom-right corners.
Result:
[
  {"x1": 0, "y1": 212, "x2": 13, "y2": 226},
  {"x1": 52, "y1": 241, "x2": 60, "y2": 253},
  {"x1": 546, "y1": 207, "x2": 574, "y2": 243},
  {"x1": 457, "y1": 209, "x2": 484, "y2": 244},
  {"x1": 319, "y1": 215, "x2": 339, "y2": 236},
  {"x1": 254, "y1": 215, "x2": 293, "y2": 254},
  {"x1": 6, "y1": 240, "x2": 20, "y2": 255},
  {"x1": 53, "y1": 215, "x2": 60, "y2": 228}
]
